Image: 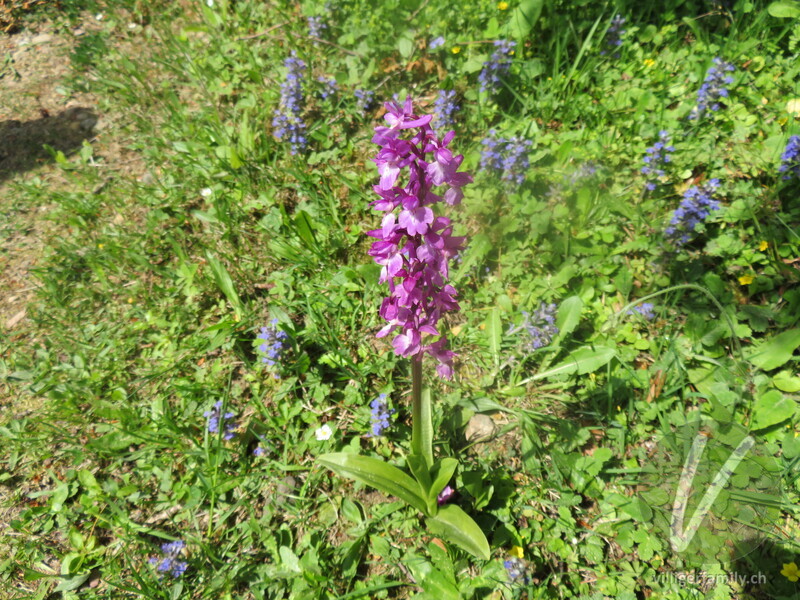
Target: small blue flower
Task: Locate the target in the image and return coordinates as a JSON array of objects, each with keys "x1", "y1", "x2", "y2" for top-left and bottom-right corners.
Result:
[
  {"x1": 432, "y1": 90, "x2": 459, "y2": 130},
  {"x1": 257, "y1": 319, "x2": 289, "y2": 378},
  {"x1": 642, "y1": 130, "x2": 675, "y2": 191},
  {"x1": 508, "y1": 303, "x2": 559, "y2": 350},
  {"x1": 665, "y1": 178, "x2": 722, "y2": 245},
  {"x1": 779, "y1": 135, "x2": 800, "y2": 180},
  {"x1": 601, "y1": 15, "x2": 626, "y2": 57},
  {"x1": 479, "y1": 40, "x2": 515, "y2": 93},
  {"x1": 149, "y1": 540, "x2": 188, "y2": 579},
  {"x1": 369, "y1": 394, "x2": 395, "y2": 437},
  {"x1": 480, "y1": 129, "x2": 532, "y2": 187},
  {"x1": 253, "y1": 434, "x2": 268, "y2": 457},
  {"x1": 628, "y1": 302, "x2": 656, "y2": 320},
  {"x1": 307, "y1": 16, "x2": 326, "y2": 38},
  {"x1": 317, "y1": 76, "x2": 337, "y2": 100},
  {"x1": 690, "y1": 57, "x2": 735, "y2": 119},
  {"x1": 504, "y1": 557, "x2": 531, "y2": 584},
  {"x1": 429, "y1": 36, "x2": 445, "y2": 50},
  {"x1": 272, "y1": 52, "x2": 307, "y2": 154},
  {"x1": 354, "y1": 88, "x2": 375, "y2": 112},
  {"x1": 204, "y1": 401, "x2": 236, "y2": 440}
]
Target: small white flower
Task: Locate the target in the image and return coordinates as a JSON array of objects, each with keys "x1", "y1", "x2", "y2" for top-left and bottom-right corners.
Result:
[
  {"x1": 206, "y1": 0, "x2": 214, "y2": 6},
  {"x1": 200, "y1": 187, "x2": 213, "y2": 198},
  {"x1": 95, "y1": 13, "x2": 104, "y2": 20},
  {"x1": 315, "y1": 424, "x2": 333, "y2": 441},
  {"x1": 128, "y1": 22, "x2": 137, "y2": 30}
]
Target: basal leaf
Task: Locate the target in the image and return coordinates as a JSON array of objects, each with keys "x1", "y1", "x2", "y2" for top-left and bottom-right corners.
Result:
[
  {"x1": 205, "y1": 252, "x2": 243, "y2": 316},
  {"x1": 747, "y1": 329, "x2": 800, "y2": 371},
  {"x1": 529, "y1": 345, "x2": 616, "y2": 381},
  {"x1": 751, "y1": 390, "x2": 796, "y2": 430},
  {"x1": 768, "y1": 0, "x2": 800, "y2": 17},
  {"x1": 555, "y1": 296, "x2": 583, "y2": 339},
  {"x1": 318, "y1": 453, "x2": 429, "y2": 515},
  {"x1": 506, "y1": 0, "x2": 544, "y2": 40},
  {"x1": 293, "y1": 210, "x2": 320, "y2": 253},
  {"x1": 425, "y1": 504, "x2": 490, "y2": 560},
  {"x1": 428, "y1": 458, "x2": 458, "y2": 510},
  {"x1": 405, "y1": 557, "x2": 460, "y2": 600}
]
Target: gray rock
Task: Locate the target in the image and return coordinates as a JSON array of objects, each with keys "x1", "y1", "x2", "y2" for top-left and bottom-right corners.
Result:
[
  {"x1": 465, "y1": 414, "x2": 497, "y2": 443},
  {"x1": 31, "y1": 33, "x2": 53, "y2": 45}
]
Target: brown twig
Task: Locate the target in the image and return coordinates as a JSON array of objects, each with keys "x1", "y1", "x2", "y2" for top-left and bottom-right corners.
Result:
[
  {"x1": 236, "y1": 21, "x2": 288, "y2": 41},
  {"x1": 308, "y1": 36, "x2": 362, "y2": 57}
]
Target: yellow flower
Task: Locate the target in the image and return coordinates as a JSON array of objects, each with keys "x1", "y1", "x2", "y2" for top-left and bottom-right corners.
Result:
[
  {"x1": 738, "y1": 275, "x2": 754, "y2": 285},
  {"x1": 643, "y1": 58, "x2": 655, "y2": 68},
  {"x1": 781, "y1": 562, "x2": 799, "y2": 582},
  {"x1": 759, "y1": 240, "x2": 769, "y2": 251},
  {"x1": 497, "y1": 1, "x2": 509, "y2": 9},
  {"x1": 509, "y1": 546, "x2": 524, "y2": 559},
  {"x1": 97, "y1": 243, "x2": 104, "y2": 249},
  {"x1": 451, "y1": 46, "x2": 461, "y2": 54}
]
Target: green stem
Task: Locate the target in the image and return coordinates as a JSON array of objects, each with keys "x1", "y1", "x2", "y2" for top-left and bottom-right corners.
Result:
[{"x1": 411, "y1": 357, "x2": 433, "y2": 468}]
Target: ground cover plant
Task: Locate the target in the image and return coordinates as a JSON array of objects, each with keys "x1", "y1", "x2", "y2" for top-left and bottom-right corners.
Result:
[{"x1": 1, "y1": 0, "x2": 800, "y2": 598}]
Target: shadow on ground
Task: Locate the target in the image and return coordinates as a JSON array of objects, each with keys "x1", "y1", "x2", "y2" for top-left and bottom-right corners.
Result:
[{"x1": 0, "y1": 106, "x2": 97, "y2": 183}]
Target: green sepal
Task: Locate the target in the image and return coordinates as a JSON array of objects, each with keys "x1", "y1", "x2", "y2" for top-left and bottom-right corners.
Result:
[
  {"x1": 317, "y1": 453, "x2": 428, "y2": 515},
  {"x1": 426, "y1": 504, "x2": 490, "y2": 560}
]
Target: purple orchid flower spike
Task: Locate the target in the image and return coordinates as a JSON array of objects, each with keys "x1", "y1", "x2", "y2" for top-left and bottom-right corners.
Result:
[{"x1": 368, "y1": 98, "x2": 470, "y2": 379}]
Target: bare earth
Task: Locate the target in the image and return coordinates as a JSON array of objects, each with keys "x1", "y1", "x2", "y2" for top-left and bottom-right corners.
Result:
[{"x1": 0, "y1": 12, "x2": 144, "y2": 595}]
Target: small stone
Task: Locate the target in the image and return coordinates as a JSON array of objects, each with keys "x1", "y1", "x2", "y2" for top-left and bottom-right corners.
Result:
[
  {"x1": 80, "y1": 115, "x2": 98, "y2": 131},
  {"x1": 276, "y1": 476, "x2": 297, "y2": 504},
  {"x1": 5, "y1": 309, "x2": 26, "y2": 329},
  {"x1": 465, "y1": 414, "x2": 497, "y2": 443}
]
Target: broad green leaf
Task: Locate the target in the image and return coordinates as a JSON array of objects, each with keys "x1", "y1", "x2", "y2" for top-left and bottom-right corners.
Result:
[
  {"x1": 205, "y1": 252, "x2": 243, "y2": 316},
  {"x1": 768, "y1": 0, "x2": 800, "y2": 17},
  {"x1": 747, "y1": 329, "x2": 800, "y2": 371},
  {"x1": 456, "y1": 396, "x2": 515, "y2": 414},
  {"x1": 279, "y1": 546, "x2": 301, "y2": 573},
  {"x1": 53, "y1": 573, "x2": 91, "y2": 592},
  {"x1": 505, "y1": 0, "x2": 544, "y2": 40},
  {"x1": 405, "y1": 557, "x2": 460, "y2": 600},
  {"x1": 51, "y1": 482, "x2": 70, "y2": 513},
  {"x1": 293, "y1": 210, "x2": 320, "y2": 253},
  {"x1": 318, "y1": 453, "x2": 429, "y2": 515},
  {"x1": 773, "y1": 373, "x2": 800, "y2": 392},
  {"x1": 238, "y1": 111, "x2": 254, "y2": 153},
  {"x1": 425, "y1": 504, "x2": 490, "y2": 560},
  {"x1": 214, "y1": 144, "x2": 243, "y2": 169},
  {"x1": 555, "y1": 296, "x2": 583, "y2": 339},
  {"x1": 428, "y1": 458, "x2": 458, "y2": 510},
  {"x1": 751, "y1": 390, "x2": 796, "y2": 430},
  {"x1": 398, "y1": 35, "x2": 414, "y2": 59},
  {"x1": 77, "y1": 469, "x2": 101, "y2": 496},
  {"x1": 341, "y1": 498, "x2": 363, "y2": 525},
  {"x1": 620, "y1": 496, "x2": 653, "y2": 522},
  {"x1": 486, "y1": 306, "x2": 502, "y2": 366},
  {"x1": 529, "y1": 345, "x2": 616, "y2": 381}
]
